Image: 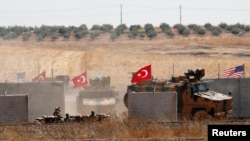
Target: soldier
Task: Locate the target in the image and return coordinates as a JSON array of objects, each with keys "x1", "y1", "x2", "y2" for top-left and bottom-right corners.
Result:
[
  {"x1": 53, "y1": 107, "x2": 62, "y2": 118},
  {"x1": 89, "y1": 111, "x2": 95, "y2": 118},
  {"x1": 53, "y1": 107, "x2": 63, "y2": 123},
  {"x1": 87, "y1": 111, "x2": 96, "y2": 122},
  {"x1": 64, "y1": 113, "x2": 70, "y2": 122}
]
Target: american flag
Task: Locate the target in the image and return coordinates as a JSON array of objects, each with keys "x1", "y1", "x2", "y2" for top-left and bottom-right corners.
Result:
[
  {"x1": 224, "y1": 65, "x2": 244, "y2": 78},
  {"x1": 6, "y1": 72, "x2": 26, "y2": 83}
]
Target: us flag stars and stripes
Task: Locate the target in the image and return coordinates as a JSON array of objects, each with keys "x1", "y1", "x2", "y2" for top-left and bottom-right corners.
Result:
[
  {"x1": 224, "y1": 65, "x2": 244, "y2": 78},
  {"x1": 6, "y1": 72, "x2": 26, "y2": 83}
]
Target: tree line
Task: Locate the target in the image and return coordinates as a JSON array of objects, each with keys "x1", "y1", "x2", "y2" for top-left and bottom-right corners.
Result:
[{"x1": 0, "y1": 23, "x2": 249, "y2": 41}]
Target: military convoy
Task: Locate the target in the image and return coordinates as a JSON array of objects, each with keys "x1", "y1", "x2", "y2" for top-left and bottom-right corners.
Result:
[
  {"x1": 124, "y1": 69, "x2": 233, "y2": 120},
  {"x1": 35, "y1": 69, "x2": 233, "y2": 123}
]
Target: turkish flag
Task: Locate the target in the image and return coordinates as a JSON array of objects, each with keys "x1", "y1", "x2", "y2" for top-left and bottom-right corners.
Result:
[
  {"x1": 32, "y1": 71, "x2": 46, "y2": 82},
  {"x1": 72, "y1": 72, "x2": 88, "y2": 88},
  {"x1": 131, "y1": 65, "x2": 152, "y2": 83}
]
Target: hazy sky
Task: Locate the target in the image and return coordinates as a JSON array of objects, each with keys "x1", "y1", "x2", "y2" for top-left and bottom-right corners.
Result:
[{"x1": 1, "y1": 0, "x2": 249, "y2": 28}]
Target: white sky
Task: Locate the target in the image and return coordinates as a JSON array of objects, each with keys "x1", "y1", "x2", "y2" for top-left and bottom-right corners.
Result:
[{"x1": 1, "y1": 0, "x2": 249, "y2": 28}]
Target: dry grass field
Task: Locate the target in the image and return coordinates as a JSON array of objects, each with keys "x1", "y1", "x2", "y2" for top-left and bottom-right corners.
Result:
[
  {"x1": 1, "y1": 115, "x2": 250, "y2": 141},
  {"x1": 1, "y1": 31, "x2": 250, "y2": 140}
]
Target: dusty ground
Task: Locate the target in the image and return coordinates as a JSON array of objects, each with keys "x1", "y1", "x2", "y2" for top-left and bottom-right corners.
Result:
[
  {"x1": 1, "y1": 33, "x2": 250, "y2": 114},
  {"x1": 1, "y1": 32, "x2": 250, "y2": 140}
]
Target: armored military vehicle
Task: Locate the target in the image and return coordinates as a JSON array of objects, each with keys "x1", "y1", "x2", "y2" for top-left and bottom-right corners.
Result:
[
  {"x1": 77, "y1": 76, "x2": 118, "y2": 115},
  {"x1": 124, "y1": 69, "x2": 233, "y2": 120},
  {"x1": 44, "y1": 75, "x2": 70, "y2": 85}
]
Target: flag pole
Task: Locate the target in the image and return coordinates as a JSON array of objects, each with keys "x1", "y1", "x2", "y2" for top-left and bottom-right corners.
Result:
[
  {"x1": 85, "y1": 44, "x2": 87, "y2": 72},
  {"x1": 243, "y1": 63, "x2": 245, "y2": 78},
  {"x1": 51, "y1": 68, "x2": 54, "y2": 78},
  {"x1": 37, "y1": 47, "x2": 40, "y2": 83},
  {"x1": 218, "y1": 63, "x2": 220, "y2": 79},
  {"x1": 84, "y1": 44, "x2": 88, "y2": 87},
  {"x1": 4, "y1": 80, "x2": 7, "y2": 96},
  {"x1": 172, "y1": 64, "x2": 174, "y2": 77}
]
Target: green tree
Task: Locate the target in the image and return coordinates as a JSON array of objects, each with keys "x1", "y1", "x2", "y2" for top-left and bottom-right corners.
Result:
[
  {"x1": 110, "y1": 32, "x2": 118, "y2": 41},
  {"x1": 22, "y1": 32, "x2": 32, "y2": 41},
  {"x1": 144, "y1": 23, "x2": 156, "y2": 39},
  {"x1": 90, "y1": 30, "x2": 101, "y2": 40},
  {"x1": 51, "y1": 32, "x2": 59, "y2": 41}
]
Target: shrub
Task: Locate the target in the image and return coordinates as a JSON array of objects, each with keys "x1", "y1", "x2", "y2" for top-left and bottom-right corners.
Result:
[
  {"x1": 51, "y1": 32, "x2": 59, "y2": 41},
  {"x1": 231, "y1": 27, "x2": 240, "y2": 35},
  {"x1": 63, "y1": 32, "x2": 71, "y2": 39},
  {"x1": 74, "y1": 30, "x2": 88, "y2": 39},
  {"x1": 130, "y1": 25, "x2": 141, "y2": 31},
  {"x1": 188, "y1": 24, "x2": 198, "y2": 30},
  {"x1": 160, "y1": 23, "x2": 170, "y2": 30},
  {"x1": 144, "y1": 23, "x2": 157, "y2": 39},
  {"x1": 144, "y1": 24, "x2": 154, "y2": 32},
  {"x1": 128, "y1": 25, "x2": 141, "y2": 39},
  {"x1": 90, "y1": 30, "x2": 101, "y2": 40},
  {"x1": 204, "y1": 23, "x2": 213, "y2": 30},
  {"x1": 234, "y1": 23, "x2": 245, "y2": 30},
  {"x1": 146, "y1": 30, "x2": 156, "y2": 39},
  {"x1": 22, "y1": 32, "x2": 32, "y2": 41},
  {"x1": 174, "y1": 24, "x2": 190, "y2": 36},
  {"x1": 211, "y1": 27, "x2": 221, "y2": 36},
  {"x1": 100, "y1": 24, "x2": 113, "y2": 33},
  {"x1": 182, "y1": 29, "x2": 190, "y2": 36},
  {"x1": 58, "y1": 26, "x2": 67, "y2": 36},
  {"x1": 160, "y1": 23, "x2": 174, "y2": 37},
  {"x1": 36, "y1": 34, "x2": 44, "y2": 41},
  {"x1": 188, "y1": 24, "x2": 206, "y2": 35},
  {"x1": 115, "y1": 24, "x2": 127, "y2": 36},
  {"x1": 110, "y1": 32, "x2": 118, "y2": 41},
  {"x1": 196, "y1": 28, "x2": 206, "y2": 35},
  {"x1": 39, "y1": 25, "x2": 53, "y2": 37},
  {"x1": 3, "y1": 32, "x2": 17, "y2": 40},
  {"x1": 91, "y1": 24, "x2": 113, "y2": 34},
  {"x1": 165, "y1": 29, "x2": 174, "y2": 37},
  {"x1": 0, "y1": 27, "x2": 7, "y2": 37},
  {"x1": 204, "y1": 24, "x2": 222, "y2": 36},
  {"x1": 91, "y1": 25, "x2": 101, "y2": 30},
  {"x1": 219, "y1": 23, "x2": 228, "y2": 29},
  {"x1": 226, "y1": 25, "x2": 234, "y2": 32},
  {"x1": 79, "y1": 24, "x2": 88, "y2": 31},
  {"x1": 244, "y1": 26, "x2": 250, "y2": 32}
]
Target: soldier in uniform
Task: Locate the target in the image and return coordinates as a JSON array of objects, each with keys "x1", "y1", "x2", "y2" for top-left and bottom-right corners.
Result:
[
  {"x1": 89, "y1": 111, "x2": 95, "y2": 118},
  {"x1": 53, "y1": 107, "x2": 62, "y2": 119}
]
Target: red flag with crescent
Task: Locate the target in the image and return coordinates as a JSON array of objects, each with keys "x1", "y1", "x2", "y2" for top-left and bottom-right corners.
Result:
[
  {"x1": 72, "y1": 72, "x2": 88, "y2": 88},
  {"x1": 32, "y1": 71, "x2": 46, "y2": 82},
  {"x1": 131, "y1": 65, "x2": 152, "y2": 83}
]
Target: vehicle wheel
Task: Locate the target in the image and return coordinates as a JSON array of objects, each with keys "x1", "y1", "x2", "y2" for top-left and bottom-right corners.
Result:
[
  {"x1": 123, "y1": 93, "x2": 128, "y2": 108},
  {"x1": 193, "y1": 110, "x2": 210, "y2": 121}
]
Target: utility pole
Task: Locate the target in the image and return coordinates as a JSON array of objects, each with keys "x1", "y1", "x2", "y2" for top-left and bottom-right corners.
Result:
[
  {"x1": 120, "y1": 0, "x2": 123, "y2": 25},
  {"x1": 179, "y1": 5, "x2": 182, "y2": 24}
]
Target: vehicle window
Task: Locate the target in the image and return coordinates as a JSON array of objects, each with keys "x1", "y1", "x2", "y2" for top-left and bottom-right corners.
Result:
[{"x1": 197, "y1": 83, "x2": 207, "y2": 92}]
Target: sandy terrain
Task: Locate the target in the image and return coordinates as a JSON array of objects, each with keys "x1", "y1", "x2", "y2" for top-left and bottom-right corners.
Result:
[
  {"x1": 1, "y1": 32, "x2": 250, "y2": 140},
  {"x1": 1, "y1": 33, "x2": 250, "y2": 113}
]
